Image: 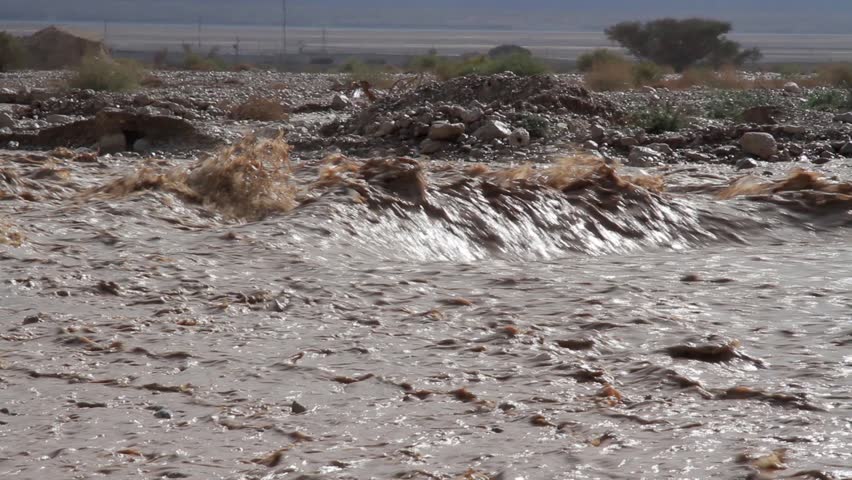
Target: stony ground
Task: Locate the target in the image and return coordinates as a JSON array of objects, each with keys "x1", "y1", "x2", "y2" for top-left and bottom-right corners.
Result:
[{"x1": 1, "y1": 69, "x2": 852, "y2": 170}]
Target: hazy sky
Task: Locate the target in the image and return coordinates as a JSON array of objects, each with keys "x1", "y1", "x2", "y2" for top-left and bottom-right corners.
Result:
[{"x1": 3, "y1": 0, "x2": 849, "y2": 33}]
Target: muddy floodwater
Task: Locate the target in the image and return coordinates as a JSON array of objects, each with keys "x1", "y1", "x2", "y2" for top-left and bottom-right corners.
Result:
[{"x1": 0, "y1": 143, "x2": 850, "y2": 480}]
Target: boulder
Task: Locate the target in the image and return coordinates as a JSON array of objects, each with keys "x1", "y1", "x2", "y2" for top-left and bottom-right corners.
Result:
[
  {"x1": 783, "y1": 82, "x2": 802, "y2": 94},
  {"x1": 0, "y1": 112, "x2": 14, "y2": 129},
  {"x1": 840, "y1": 142, "x2": 852, "y2": 157},
  {"x1": 428, "y1": 122, "x2": 466, "y2": 141},
  {"x1": 420, "y1": 138, "x2": 450, "y2": 154},
  {"x1": 473, "y1": 120, "x2": 512, "y2": 142},
  {"x1": 508, "y1": 128, "x2": 531, "y2": 147},
  {"x1": 459, "y1": 107, "x2": 484, "y2": 124},
  {"x1": 331, "y1": 94, "x2": 352, "y2": 111},
  {"x1": 740, "y1": 132, "x2": 778, "y2": 160},
  {"x1": 627, "y1": 146, "x2": 664, "y2": 167}
]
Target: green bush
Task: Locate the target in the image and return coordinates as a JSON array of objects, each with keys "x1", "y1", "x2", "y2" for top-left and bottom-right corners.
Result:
[
  {"x1": 632, "y1": 62, "x2": 667, "y2": 86},
  {"x1": 69, "y1": 56, "x2": 144, "y2": 92},
  {"x1": 488, "y1": 44, "x2": 532, "y2": 59},
  {"x1": 517, "y1": 114, "x2": 550, "y2": 138},
  {"x1": 576, "y1": 48, "x2": 627, "y2": 72},
  {"x1": 632, "y1": 104, "x2": 685, "y2": 134},
  {"x1": 806, "y1": 89, "x2": 852, "y2": 111},
  {"x1": 408, "y1": 54, "x2": 442, "y2": 73},
  {"x1": 0, "y1": 32, "x2": 27, "y2": 72},
  {"x1": 436, "y1": 53, "x2": 549, "y2": 79},
  {"x1": 341, "y1": 59, "x2": 395, "y2": 87},
  {"x1": 606, "y1": 18, "x2": 761, "y2": 72}
]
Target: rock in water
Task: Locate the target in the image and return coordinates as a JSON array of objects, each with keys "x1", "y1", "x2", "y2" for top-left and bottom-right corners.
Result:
[{"x1": 627, "y1": 146, "x2": 664, "y2": 167}]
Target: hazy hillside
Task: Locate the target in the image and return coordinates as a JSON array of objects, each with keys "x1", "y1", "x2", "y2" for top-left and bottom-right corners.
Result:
[{"x1": 3, "y1": 0, "x2": 849, "y2": 33}]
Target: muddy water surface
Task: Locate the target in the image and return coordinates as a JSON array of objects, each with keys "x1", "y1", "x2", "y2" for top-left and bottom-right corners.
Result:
[{"x1": 0, "y1": 147, "x2": 850, "y2": 479}]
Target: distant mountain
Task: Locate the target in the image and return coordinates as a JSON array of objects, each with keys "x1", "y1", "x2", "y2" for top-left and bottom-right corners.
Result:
[{"x1": 3, "y1": 0, "x2": 850, "y2": 33}]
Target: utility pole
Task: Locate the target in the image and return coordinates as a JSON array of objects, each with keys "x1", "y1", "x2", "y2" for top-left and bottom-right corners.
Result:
[
  {"x1": 280, "y1": 0, "x2": 288, "y2": 67},
  {"x1": 103, "y1": 20, "x2": 108, "y2": 45},
  {"x1": 321, "y1": 26, "x2": 327, "y2": 54},
  {"x1": 197, "y1": 16, "x2": 202, "y2": 50}
]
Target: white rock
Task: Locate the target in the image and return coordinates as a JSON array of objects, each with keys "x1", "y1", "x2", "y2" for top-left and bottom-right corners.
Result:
[
  {"x1": 473, "y1": 120, "x2": 512, "y2": 142},
  {"x1": 428, "y1": 122, "x2": 466, "y2": 141},
  {"x1": 508, "y1": 128, "x2": 531, "y2": 147},
  {"x1": 331, "y1": 94, "x2": 352, "y2": 110},
  {"x1": 646, "y1": 142, "x2": 674, "y2": 156},
  {"x1": 783, "y1": 82, "x2": 802, "y2": 94},
  {"x1": 740, "y1": 132, "x2": 778, "y2": 160}
]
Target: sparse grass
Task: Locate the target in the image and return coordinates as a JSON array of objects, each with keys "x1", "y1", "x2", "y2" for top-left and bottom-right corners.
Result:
[
  {"x1": 582, "y1": 56, "x2": 669, "y2": 91},
  {"x1": 704, "y1": 90, "x2": 776, "y2": 119},
  {"x1": 806, "y1": 89, "x2": 852, "y2": 111},
  {"x1": 584, "y1": 61, "x2": 634, "y2": 91},
  {"x1": 69, "y1": 56, "x2": 144, "y2": 92},
  {"x1": 229, "y1": 97, "x2": 289, "y2": 121},
  {"x1": 631, "y1": 103, "x2": 686, "y2": 134},
  {"x1": 182, "y1": 44, "x2": 228, "y2": 71},
  {"x1": 815, "y1": 64, "x2": 852, "y2": 88}
]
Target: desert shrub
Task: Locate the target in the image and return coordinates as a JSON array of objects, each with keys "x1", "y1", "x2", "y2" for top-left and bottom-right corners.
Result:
[
  {"x1": 433, "y1": 53, "x2": 549, "y2": 80},
  {"x1": 182, "y1": 44, "x2": 227, "y2": 71},
  {"x1": 606, "y1": 18, "x2": 761, "y2": 72},
  {"x1": 815, "y1": 64, "x2": 852, "y2": 88},
  {"x1": 488, "y1": 44, "x2": 532, "y2": 59},
  {"x1": 704, "y1": 90, "x2": 775, "y2": 119},
  {"x1": 632, "y1": 61, "x2": 667, "y2": 86},
  {"x1": 806, "y1": 89, "x2": 852, "y2": 111},
  {"x1": 69, "y1": 56, "x2": 144, "y2": 92},
  {"x1": 408, "y1": 54, "x2": 442, "y2": 73},
  {"x1": 0, "y1": 32, "x2": 27, "y2": 72},
  {"x1": 517, "y1": 114, "x2": 550, "y2": 138},
  {"x1": 229, "y1": 97, "x2": 288, "y2": 121},
  {"x1": 632, "y1": 103, "x2": 685, "y2": 134},
  {"x1": 342, "y1": 60, "x2": 395, "y2": 88},
  {"x1": 576, "y1": 48, "x2": 627, "y2": 72},
  {"x1": 584, "y1": 61, "x2": 634, "y2": 91}
]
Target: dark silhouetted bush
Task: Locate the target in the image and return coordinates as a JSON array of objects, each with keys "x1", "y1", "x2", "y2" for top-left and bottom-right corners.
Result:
[{"x1": 605, "y1": 18, "x2": 761, "y2": 72}]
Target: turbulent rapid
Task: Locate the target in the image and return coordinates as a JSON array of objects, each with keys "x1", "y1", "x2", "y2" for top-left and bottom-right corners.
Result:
[{"x1": 0, "y1": 138, "x2": 850, "y2": 479}]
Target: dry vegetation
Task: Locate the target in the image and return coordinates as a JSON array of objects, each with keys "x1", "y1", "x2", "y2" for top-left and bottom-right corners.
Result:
[
  {"x1": 229, "y1": 97, "x2": 289, "y2": 121},
  {"x1": 0, "y1": 218, "x2": 25, "y2": 247},
  {"x1": 91, "y1": 135, "x2": 296, "y2": 219},
  {"x1": 69, "y1": 56, "x2": 145, "y2": 92}
]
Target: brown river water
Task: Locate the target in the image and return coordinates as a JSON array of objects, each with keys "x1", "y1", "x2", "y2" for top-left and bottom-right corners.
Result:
[{"x1": 0, "y1": 139, "x2": 850, "y2": 479}]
